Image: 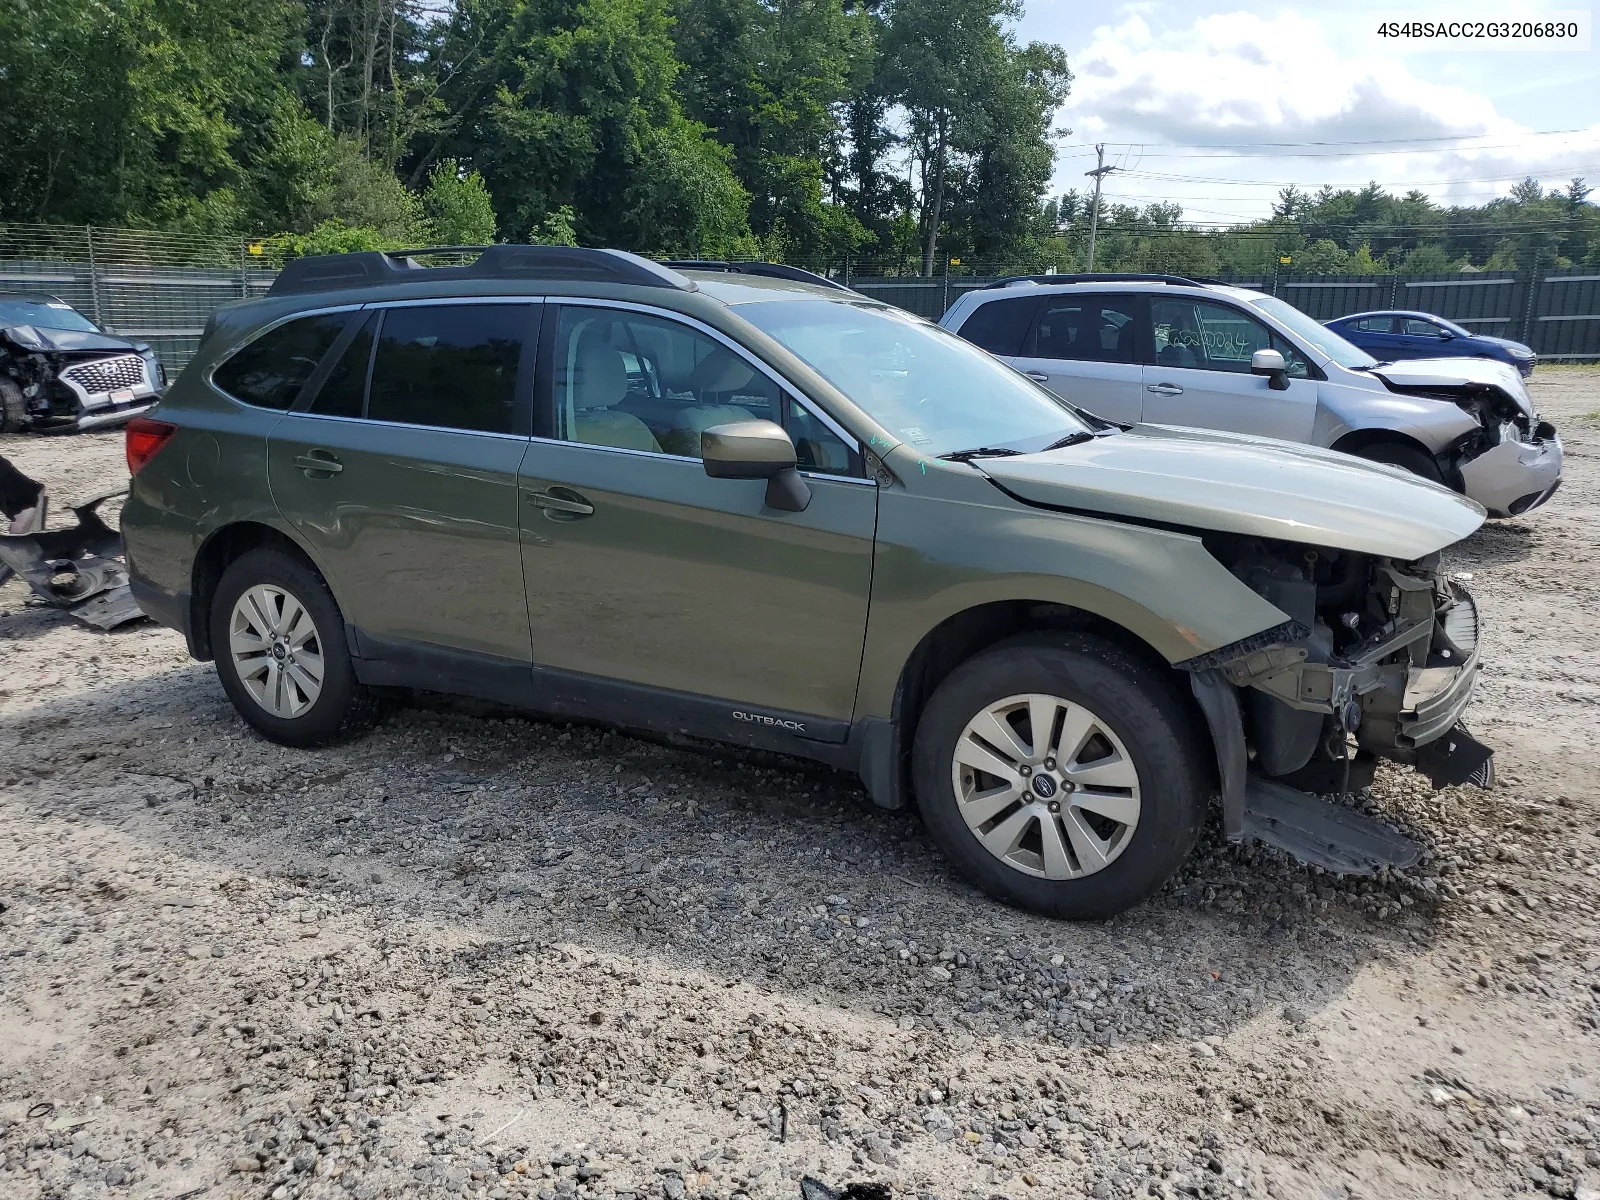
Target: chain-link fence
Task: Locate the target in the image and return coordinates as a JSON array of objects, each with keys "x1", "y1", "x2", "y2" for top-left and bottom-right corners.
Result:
[
  {"x1": 0, "y1": 223, "x2": 277, "y2": 371},
  {"x1": 3, "y1": 223, "x2": 1597, "y2": 371}
]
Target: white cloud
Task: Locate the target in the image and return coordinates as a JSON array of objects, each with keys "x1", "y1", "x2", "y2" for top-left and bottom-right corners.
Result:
[{"x1": 1051, "y1": 6, "x2": 1600, "y2": 219}]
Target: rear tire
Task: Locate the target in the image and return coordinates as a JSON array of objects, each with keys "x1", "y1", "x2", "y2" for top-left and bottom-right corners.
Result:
[
  {"x1": 209, "y1": 547, "x2": 377, "y2": 747},
  {"x1": 0, "y1": 378, "x2": 27, "y2": 433},
  {"x1": 912, "y1": 634, "x2": 1207, "y2": 919},
  {"x1": 1350, "y1": 440, "x2": 1443, "y2": 484}
]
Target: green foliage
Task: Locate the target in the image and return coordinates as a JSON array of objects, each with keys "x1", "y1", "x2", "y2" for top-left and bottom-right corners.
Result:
[
  {"x1": 1398, "y1": 243, "x2": 1463, "y2": 274},
  {"x1": 421, "y1": 161, "x2": 498, "y2": 246}
]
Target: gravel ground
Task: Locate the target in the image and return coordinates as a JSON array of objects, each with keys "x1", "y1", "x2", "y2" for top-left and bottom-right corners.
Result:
[{"x1": 3, "y1": 373, "x2": 1600, "y2": 1200}]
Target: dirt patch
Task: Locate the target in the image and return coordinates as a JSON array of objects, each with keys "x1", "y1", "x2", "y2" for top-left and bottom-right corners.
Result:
[{"x1": 2, "y1": 377, "x2": 1599, "y2": 1200}]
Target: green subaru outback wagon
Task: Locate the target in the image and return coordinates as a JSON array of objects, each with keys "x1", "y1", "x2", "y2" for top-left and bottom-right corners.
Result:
[{"x1": 121, "y1": 247, "x2": 1495, "y2": 918}]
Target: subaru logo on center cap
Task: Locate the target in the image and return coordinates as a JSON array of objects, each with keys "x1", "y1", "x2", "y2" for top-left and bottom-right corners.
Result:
[{"x1": 1031, "y1": 775, "x2": 1057, "y2": 799}]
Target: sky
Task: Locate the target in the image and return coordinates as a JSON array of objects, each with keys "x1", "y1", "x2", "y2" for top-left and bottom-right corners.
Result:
[{"x1": 1011, "y1": 1, "x2": 1600, "y2": 224}]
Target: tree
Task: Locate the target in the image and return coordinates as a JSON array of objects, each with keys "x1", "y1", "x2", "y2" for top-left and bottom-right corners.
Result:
[
  {"x1": 420, "y1": 160, "x2": 497, "y2": 244},
  {"x1": 881, "y1": 0, "x2": 1067, "y2": 275},
  {"x1": 428, "y1": 0, "x2": 752, "y2": 253},
  {"x1": 672, "y1": 0, "x2": 866, "y2": 256}
]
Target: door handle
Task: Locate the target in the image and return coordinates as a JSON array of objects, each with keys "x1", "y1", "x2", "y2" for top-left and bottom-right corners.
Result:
[
  {"x1": 1024, "y1": 371, "x2": 1051, "y2": 383},
  {"x1": 1146, "y1": 383, "x2": 1184, "y2": 396},
  {"x1": 527, "y1": 487, "x2": 594, "y2": 518},
  {"x1": 295, "y1": 450, "x2": 343, "y2": 476}
]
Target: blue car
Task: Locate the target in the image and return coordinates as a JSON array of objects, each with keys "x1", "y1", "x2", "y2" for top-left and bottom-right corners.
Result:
[{"x1": 1325, "y1": 310, "x2": 1536, "y2": 377}]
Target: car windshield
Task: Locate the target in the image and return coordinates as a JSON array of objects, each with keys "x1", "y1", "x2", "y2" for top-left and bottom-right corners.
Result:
[
  {"x1": 1250, "y1": 295, "x2": 1377, "y2": 369},
  {"x1": 0, "y1": 298, "x2": 99, "y2": 333},
  {"x1": 736, "y1": 298, "x2": 1091, "y2": 456}
]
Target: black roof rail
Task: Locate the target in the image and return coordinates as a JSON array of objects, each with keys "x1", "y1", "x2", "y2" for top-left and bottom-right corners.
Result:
[
  {"x1": 660, "y1": 260, "x2": 855, "y2": 292},
  {"x1": 981, "y1": 272, "x2": 1203, "y2": 290},
  {"x1": 267, "y1": 246, "x2": 695, "y2": 297}
]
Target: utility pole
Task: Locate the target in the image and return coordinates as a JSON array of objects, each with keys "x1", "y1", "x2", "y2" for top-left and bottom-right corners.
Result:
[{"x1": 1085, "y1": 144, "x2": 1120, "y2": 272}]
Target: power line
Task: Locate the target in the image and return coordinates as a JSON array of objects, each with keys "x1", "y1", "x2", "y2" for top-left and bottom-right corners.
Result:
[
  {"x1": 1053, "y1": 127, "x2": 1596, "y2": 152},
  {"x1": 1116, "y1": 165, "x2": 1600, "y2": 188}
]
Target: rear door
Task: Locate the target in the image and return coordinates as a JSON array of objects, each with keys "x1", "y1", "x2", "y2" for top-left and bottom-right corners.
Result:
[
  {"x1": 267, "y1": 300, "x2": 539, "y2": 675},
  {"x1": 1010, "y1": 293, "x2": 1149, "y2": 424},
  {"x1": 1142, "y1": 296, "x2": 1319, "y2": 442}
]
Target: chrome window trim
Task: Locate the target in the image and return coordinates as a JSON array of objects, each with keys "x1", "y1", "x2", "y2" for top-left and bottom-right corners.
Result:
[
  {"x1": 364, "y1": 296, "x2": 547, "y2": 310},
  {"x1": 551, "y1": 297, "x2": 862, "y2": 456},
  {"x1": 523, "y1": 434, "x2": 876, "y2": 486},
  {"x1": 206, "y1": 303, "x2": 363, "y2": 408},
  {"x1": 273, "y1": 408, "x2": 531, "y2": 442}
]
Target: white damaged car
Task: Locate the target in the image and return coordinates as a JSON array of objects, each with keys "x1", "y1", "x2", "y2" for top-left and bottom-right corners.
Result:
[{"x1": 940, "y1": 274, "x2": 1562, "y2": 517}]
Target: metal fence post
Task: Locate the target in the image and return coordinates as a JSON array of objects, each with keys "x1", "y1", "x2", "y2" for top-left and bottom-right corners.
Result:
[
  {"x1": 239, "y1": 239, "x2": 249, "y2": 299},
  {"x1": 1521, "y1": 254, "x2": 1541, "y2": 348},
  {"x1": 942, "y1": 254, "x2": 950, "y2": 315},
  {"x1": 85, "y1": 225, "x2": 104, "y2": 326}
]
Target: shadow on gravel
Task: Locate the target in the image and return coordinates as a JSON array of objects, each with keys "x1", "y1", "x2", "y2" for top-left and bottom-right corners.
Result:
[
  {"x1": 1455, "y1": 518, "x2": 1539, "y2": 568},
  {"x1": 3, "y1": 664, "x2": 1444, "y2": 1052}
]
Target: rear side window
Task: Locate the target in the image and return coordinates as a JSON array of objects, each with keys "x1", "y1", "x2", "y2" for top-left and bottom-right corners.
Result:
[
  {"x1": 955, "y1": 296, "x2": 1038, "y2": 356},
  {"x1": 366, "y1": 304, "x2": 530, "y2": 433},
  {"x1": 213, "y1": 312, "x2": 351, "y2": 409},
  {"x1": 1034, "y1": 295, "x2": 1145, "y2": 363},
  {"x1": 1349, "y1": 316, "x2": 1395, "y2": 333}
]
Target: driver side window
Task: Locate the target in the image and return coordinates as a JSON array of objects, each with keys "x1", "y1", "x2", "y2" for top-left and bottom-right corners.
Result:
[
  {"x1": 1402, "y1": 318, "x2": 1445, "y2": 338},
  {"x1": 551, "y1": 307, "x2": 859, "y2": 473},
  {"x1": 1152, "y1": 298, "x2": 1311, "y2": 379}
]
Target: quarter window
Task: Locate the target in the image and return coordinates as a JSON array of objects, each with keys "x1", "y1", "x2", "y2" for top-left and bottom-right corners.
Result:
[
  {"x1": 1152, "y1": 298, "x2": 1311, "y2": 378},
  {"x1": 307, "y1": 313, "x2": 375, "y2": 418},
  {"x1": 213, "y1": 312, "x2": 351, "y2": 409},
  {"x1": 365, "y1": 305, "x2": 528, "y2": 433},
  {"x1": 956, "y1": 296, "x2": 1039, "y2": 356}
]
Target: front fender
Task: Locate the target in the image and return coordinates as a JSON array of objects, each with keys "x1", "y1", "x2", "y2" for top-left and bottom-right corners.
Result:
[
  {"x1": 855, "y1": 467, "x2": 1291, "y2": 720},
  {"x1": 1312, "y1": 380, "x2": 1482, "y2": 454}
]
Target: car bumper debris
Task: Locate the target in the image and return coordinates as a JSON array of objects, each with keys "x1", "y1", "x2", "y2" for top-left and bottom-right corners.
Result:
[{"x1": 0, "y1": 488, "x2": 146, "y2": 629}]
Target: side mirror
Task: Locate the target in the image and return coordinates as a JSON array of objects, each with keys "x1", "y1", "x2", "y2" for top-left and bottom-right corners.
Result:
[
  {"x1": 1250, "y1": 348, "x2": 1290, "y2": 391},
  {"x1": 1437, "y1": 327, "x2": 1456, "y2": 340},
  {"x1": 701, "y1": 420, "x2": 811, "y2": 512}
]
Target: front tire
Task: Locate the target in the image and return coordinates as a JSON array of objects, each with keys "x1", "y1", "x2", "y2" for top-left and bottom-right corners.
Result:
[
  {"x1": 1350, "y1": 440, "x2": 1443, "y2": 484},
  {"x1": 912, "y1": 634, "x2": 1207, "y2": 919},
  {"x1": 209, "y1": 547, "x2": 376, "y2": 747}
]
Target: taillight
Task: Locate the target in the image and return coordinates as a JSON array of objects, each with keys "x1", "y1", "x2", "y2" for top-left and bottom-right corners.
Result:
[{"x1": 125, "y1": 416, "x2": 177, "y2": 475}]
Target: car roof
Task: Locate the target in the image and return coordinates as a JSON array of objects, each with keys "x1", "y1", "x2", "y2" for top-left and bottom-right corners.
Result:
[
  {"x1": 0, "y1": 290, "x2": 71, "y2": 305},
  {"x1": 1334, "y1": 310, "x2": 1447, "y2": 322},
  {"x1": 968, "y1": 279, "x2": 1267, "y2": 303},
  {"x1": 684, "y1": 271, "x2": 867, "y2": 305}
]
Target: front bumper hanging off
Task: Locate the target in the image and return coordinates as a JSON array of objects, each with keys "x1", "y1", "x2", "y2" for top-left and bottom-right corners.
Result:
[{"x1": 1184, "y1": 587, "x2": 1492, "y2": 874}]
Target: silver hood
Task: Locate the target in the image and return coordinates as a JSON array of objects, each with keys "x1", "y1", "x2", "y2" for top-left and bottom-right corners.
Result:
[
  {"x1": 980, "y1": 424, "x2": 1486, "y2": 559},
  {"x1": 1369, "y1": 356, "x2": 1534, "y2": 417}
]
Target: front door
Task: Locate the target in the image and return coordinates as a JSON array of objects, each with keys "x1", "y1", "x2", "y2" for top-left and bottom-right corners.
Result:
[
  {"x1": 518, "y1": 302, "x2": 877, "y2": 739},
  {"x1": 267, "y1": 301, "x2": 540, "y2": 672},
  {"x1": 1010, "y1": 293, "x2": 1149, "y2": 424},
  {"x1": 1142, "y1": 296, "x2": 1319, "y2": 442}
]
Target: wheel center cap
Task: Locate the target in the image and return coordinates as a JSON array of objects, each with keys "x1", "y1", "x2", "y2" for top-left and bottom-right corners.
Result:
[
  {"x1": 1031, "y1": 774, "x2": 1058, "y2": 799},
  {"x1": 272, "y1": 643, "x2": 287, "y2": 660}
]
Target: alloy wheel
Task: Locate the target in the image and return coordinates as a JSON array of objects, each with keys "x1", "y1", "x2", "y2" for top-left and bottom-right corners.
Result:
[
  {"x1": 950, "y1": 692, "x2": 1141, "y2": 880},
  {"x1": 228, "y1": 584, "x2": 325, "y2": 718}
]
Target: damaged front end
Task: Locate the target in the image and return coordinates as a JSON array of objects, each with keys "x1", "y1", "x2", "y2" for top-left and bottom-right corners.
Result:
[
  {"x1": 0, "y1": 491, "x2": 146, "y2": 628},
  {"x1": 1372, "y1": 360, "x2": 1562, "y2": 518},
  {"x1": 1, "y1": 324, "x2": 164, "y2": 434},
  {"x1": 1182, "y1": 538, "x2": 1491, "y2": 873}
]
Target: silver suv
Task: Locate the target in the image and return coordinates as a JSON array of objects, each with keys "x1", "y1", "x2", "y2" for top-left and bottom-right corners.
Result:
[{"x1": 940, "y1": 274, "x2": 1563, "y2": 517}]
